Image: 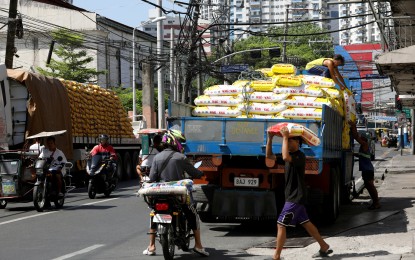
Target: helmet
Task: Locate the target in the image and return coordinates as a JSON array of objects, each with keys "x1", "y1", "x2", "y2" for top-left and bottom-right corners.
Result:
[
  {"x1": 162, "y1": 129, "x2": 186, "y2": 152},
  {"x1": 99, "y1": 134, "x2": 109, "y2": 141}
]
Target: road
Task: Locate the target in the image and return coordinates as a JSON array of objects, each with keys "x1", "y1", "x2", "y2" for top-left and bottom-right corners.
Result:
[{"x1": 0, "y1": 143, "x2": 402, "y2": 260}]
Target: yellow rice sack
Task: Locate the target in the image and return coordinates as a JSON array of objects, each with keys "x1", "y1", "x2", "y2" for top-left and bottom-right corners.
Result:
[
  {"x1": 279, "y1": 108, "x2": 322, "y2": 120},
  {"x1": 244, "y1": 102, "x2": 287, "y2": 114},
  {"x1": 250, "y1": 80, "x2": 277, "y2": 91},
  {"x1": 204, "y1": 84, "x2": 253, "y2": 96},
  {"x1": 273, "y1": 75, "x2": 303, "y2": 87},
  {"x1": 301, "y1": 75, "x2": 335, "y2": 88},
  {"x1": 343, "y1": 88, "x2": 356, "y2": 121},
  {"x1": 271, "y1": 63, "x2": 297, "y2": 75},
  {"x1": 232, "y1": 80, "x2": 251, "y2": 87},
  {"x1": 192, "y1": 106, "x2": 242, "y2": 117},
  {"x1": 238, "y1": 92, "x2": 288, "y2": 103},
  {"x1": 237, "y1": 114, "x2": 280, "y2": 119},
  {"x1": 194, "y1": 95, "x2": 243, "y2": 106},
  {"x1": 256, "y1": 68, "x2": 274, "y2": 77}
]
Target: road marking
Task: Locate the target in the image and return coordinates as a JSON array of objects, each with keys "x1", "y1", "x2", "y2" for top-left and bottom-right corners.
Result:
[
  {"x1": 0, "y1": 211, "x2": 56, "y2": 226},
  {"x1": 82, "y1": 198, "x2": 118, "y2": 206},
  {"x1": 0, "y1": 198, "x2": 119, "y2": 225},
  {"x1": 51, "y1": 244, "x2": 104, "y2": 260}
]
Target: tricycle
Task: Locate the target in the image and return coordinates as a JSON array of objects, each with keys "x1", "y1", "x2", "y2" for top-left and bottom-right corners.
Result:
[{"x1": 0, "y1": 130, "x2": 74, "y2": 210}]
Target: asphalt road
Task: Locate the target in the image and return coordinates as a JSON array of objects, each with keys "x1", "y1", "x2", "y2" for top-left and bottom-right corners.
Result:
[{"x1": 0, "y1": 144, "x2": 399, "y2": 260}]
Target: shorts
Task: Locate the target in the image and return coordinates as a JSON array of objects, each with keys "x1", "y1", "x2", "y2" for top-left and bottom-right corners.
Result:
[
  {"x1": 277, "y1": 202, "x2": 310, "y2": 227},
  {"x1": 138, "y1": 166, "x2": 150, "y2": 174},
  {"x1": 362, "y1": 170, "x2": 374, "y2": 182},
  {"x1": 307, "y1": 66, "x2": 331, "y2": 78}
]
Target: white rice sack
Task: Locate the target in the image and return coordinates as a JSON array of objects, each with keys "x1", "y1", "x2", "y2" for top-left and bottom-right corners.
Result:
[
  {"x1": 192, "y1": 106, "x2": 242, "y2": 117},
  {"x1": 245, "y1": 102, "x2": 287, "y2": 114},
  {"x1": 238, "y1": 92, "x2": 288, "y2": 103},
  {"x1": 194, "y1": 95, "x2": 243, "y2": 106},
  {"x1": 273, "y1": 85, "x2": 324, "y2": 97},
  {"x1": 301, "y1": 75, "x2": 335, "y2": 88},
  {"x1": 204, "y1": 84, "x2": 253, "y2": 96},
  {"x1": 282, "y1": 96, "x2": 333, "y2": 108},
  {"x1": 279, "y1": 108, "x2": 322, "y2": 120}
]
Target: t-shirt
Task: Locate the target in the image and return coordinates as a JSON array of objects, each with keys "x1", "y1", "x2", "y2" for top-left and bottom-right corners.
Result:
[
  {"x1": 305, "y1": 58, "x2": 333, "y2": 70},
  {"x1": 139, "y1": 146, "x2": 159, "y2": 167},
  {"x1": 39, "y1": 148, "x2": 68, "y2": 174},
  {"x1": 284, "y1": 150, "x2": 306, "y2": 204}
]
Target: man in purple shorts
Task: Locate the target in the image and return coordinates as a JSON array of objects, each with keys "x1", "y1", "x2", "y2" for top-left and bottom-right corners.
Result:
[{"x1": 266, "y1": 126, "x2": 333, "y2": 260}]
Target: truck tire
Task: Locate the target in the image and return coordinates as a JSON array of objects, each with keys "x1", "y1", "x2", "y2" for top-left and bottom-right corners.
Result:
[
  {"x1": 0, "y1": 199, "x2": 7, "y2": 209},
  {"x1": 123, "y1": 152, "x2": 133, "y2": 180},
  {"x1": 116, "y1": 153, "x2": 124, "y2": 180},
  {"x1": 193, "y1": 184, "x2": 217, "y2": 223},
  {"x1": 324, "y1": 167, "x2": 340, "y2": 223}
]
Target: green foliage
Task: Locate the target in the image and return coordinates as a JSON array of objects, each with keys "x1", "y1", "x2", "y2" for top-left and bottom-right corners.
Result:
[
  {"x1": 203, "y1": 76, "x2": 222, "y2": 89},
  {"x1": 37, "y1": 29, "x2": 105, "y2": 83},
  {"x1": 231, "y1": 23, "x2": 333, "y2": 70}
]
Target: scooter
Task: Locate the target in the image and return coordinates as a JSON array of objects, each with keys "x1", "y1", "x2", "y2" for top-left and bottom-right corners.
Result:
[
  {"x1": 33, "y1": 156, "x2": 73, "y2": 212},
  {"x1": 86, "y1": 154, "x2": 118, "y2": 199}
]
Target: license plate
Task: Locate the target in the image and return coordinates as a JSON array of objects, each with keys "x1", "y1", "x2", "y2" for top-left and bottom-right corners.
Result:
[
  {"x1": 2, "y1": 181, "x2": 16, "y2": 195},
  {"x1": 153, "y1": 214, "x2": 172, "y2": 223},
  {"x1": 234, "y1": 177, "x2": 259, "y2": 187}
]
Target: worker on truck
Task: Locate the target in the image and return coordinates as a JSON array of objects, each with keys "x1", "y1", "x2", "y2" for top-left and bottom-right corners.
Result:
[
  {"x1": 266, "y1": 126, "x2": 333, "y2": 260},
  {"x1": 305, "y1": 54, "x2": 348, "y2": 90}
]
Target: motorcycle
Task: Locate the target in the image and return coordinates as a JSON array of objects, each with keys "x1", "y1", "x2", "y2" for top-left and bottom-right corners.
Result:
[
  {"x1": 33, "y1": 156, "x2": 73, "y2": 212},
  {"x1": 86, "y1": 154, "x2": 118, "y2": 199},
  {"x1": 140, "y1": 183, "x2": 193, "y2": 260}
]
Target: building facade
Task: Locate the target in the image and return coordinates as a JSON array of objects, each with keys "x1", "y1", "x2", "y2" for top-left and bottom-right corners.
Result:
[{"x1": 0, "y1": 0, "x2": 160, "y2": 89}]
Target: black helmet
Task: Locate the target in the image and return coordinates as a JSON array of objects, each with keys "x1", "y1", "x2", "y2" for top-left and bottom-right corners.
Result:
[{"x1": 99, "y1": 134, "x2": 109, "y2": 141}]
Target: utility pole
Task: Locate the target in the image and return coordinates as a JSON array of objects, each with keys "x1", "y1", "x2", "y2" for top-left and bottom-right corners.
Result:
[
  {"x1": 156, "y1": 0, "x2": 165, "y2": 129},
  {"x1": 5, "y1": 0, "x2": 18, "y2": 69},
  {"x1": 142, "y1": 62, "x2": 156, "y2": 128},
  {"x1": 170, "y1": 27, "x2": 176, "y2": 101}
]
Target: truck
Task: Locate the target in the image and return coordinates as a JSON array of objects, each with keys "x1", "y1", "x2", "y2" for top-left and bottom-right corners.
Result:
[
  {"x1": 168, "y1": 93, "x2": 355, "y2": 223},
  {"x1": 0, "y1": 64, "x2": 141, "y2": 187}
]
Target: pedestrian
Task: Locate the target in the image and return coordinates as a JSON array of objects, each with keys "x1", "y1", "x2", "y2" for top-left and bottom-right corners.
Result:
[
  {"x1": 305, "y1": 54, "x2": 348, "y2": 90},
  {"x1": 349, "y1": 120, "x2": 381, "y2": 210},
  {"x1": 266, "y1": 126, "x2": 333, "y2": 260}
]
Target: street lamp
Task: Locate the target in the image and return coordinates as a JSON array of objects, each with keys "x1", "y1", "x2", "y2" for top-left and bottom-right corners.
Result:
[{"x1": 132, "y1": 16, "x2": 166, "y2": 122}]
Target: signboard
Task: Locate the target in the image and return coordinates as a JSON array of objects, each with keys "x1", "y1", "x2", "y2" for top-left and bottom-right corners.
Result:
[
  {"x1": 397, "y1": 112, "x2": 407, "y2": 127},
  {"x1": 395, "y1": 108, "x2": 411, "y2": 118},
  {"x1": 220, "y1": 64, "x2": 249, "y2": 74}
]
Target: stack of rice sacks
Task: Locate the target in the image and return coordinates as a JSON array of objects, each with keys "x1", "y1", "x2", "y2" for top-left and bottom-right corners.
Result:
[
  {"x1": 61, "y1": 80, "x2": 135, "y2": 138},
  {"x1": 192, "y1": 63, "x2": 356, "y2": 148}
]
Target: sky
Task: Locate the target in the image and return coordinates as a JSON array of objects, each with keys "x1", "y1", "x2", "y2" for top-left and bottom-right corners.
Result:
[{"x1": 73, "y1": 0, "x2": 184, "y2": 28}]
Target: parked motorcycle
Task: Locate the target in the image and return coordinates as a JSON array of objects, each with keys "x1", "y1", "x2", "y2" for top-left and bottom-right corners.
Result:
[
  {"x1": 86, "y1": 154, "x2": 117, "y2": 199},
  {"x1": 141, "y1": 187, "x2": 193, "y2": 260},
  {"x1": 33, "y1": 156, "x2": 73, "y2": 212}
]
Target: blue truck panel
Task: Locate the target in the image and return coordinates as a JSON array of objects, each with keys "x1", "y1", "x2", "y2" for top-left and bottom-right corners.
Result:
[{"x1": 168, "y1": 105, "x2": 344, "y2": 174}]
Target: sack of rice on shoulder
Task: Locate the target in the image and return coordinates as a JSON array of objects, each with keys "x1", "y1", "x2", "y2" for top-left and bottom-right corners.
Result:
[{"x1": 268, "y1": 122, "x2": 320, "y2": 146}]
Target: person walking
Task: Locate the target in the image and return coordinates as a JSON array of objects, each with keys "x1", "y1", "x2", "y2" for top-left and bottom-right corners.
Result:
[
  {"x1": 266, "y1": 126, "x2": 333, "y2": 260},
  {"x1": 305, "y1": 54, "x2": 347, "y2": 90},
  {"x1": 349, "y1": 120, "x2": 381, "y2": 210}
]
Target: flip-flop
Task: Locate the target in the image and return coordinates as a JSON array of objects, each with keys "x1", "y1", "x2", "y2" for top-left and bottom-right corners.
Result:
[
  {"x1": 193, "y1": 247, "x2": 209, "y2": 257},
  {"x1": 312, "y1": 248, "x2": 333, "y2": 258},
  {"x1": 142, "y1": 247, "x2": 156, "y2": 256}
]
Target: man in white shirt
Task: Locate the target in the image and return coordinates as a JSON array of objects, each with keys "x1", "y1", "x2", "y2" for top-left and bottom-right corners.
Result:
[
  {"x1": 136, "y1": 134, "x2": 162, "y2": 183},
  {"x1": 39, "y1": 136, "x2": 67, "y2": 197}
]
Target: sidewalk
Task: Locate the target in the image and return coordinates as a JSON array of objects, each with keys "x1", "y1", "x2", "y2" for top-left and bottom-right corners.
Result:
[{"x1": 249, "y1": 148, "x2": 415, "y2": 259}]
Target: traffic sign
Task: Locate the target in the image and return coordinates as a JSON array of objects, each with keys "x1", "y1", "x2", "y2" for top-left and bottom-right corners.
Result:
[{"x1": 220, "y1": 64, "x2": 249, "y2": 73}]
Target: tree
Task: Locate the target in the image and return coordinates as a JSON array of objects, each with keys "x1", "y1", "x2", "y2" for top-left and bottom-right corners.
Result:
[
  {"x1": 37, "y1": 29, "x2": 105, "y2": 83},
  {"x1": 231, "y1": 23, "x2": 333, "y2": 70}
]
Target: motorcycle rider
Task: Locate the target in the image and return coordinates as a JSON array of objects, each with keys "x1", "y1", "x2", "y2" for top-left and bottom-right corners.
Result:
[
  {"x1": 90, "y1": 134, "x2": 117, "y2": 183},
  {"x1": 136, "y1": 134, "x2": 162, "y2": 183},
  {"x1": 39, "y1": 136, "x2": 67, "y2": 197},
  {"x1": 142, "y1": 129, "x2": 209, "y2": 257}
]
